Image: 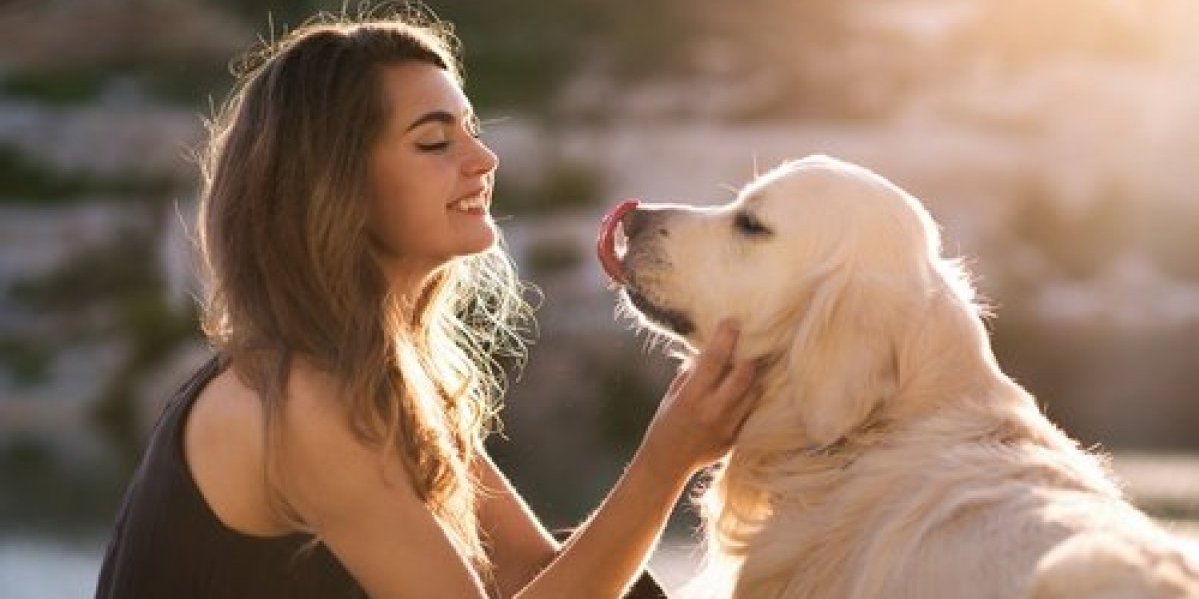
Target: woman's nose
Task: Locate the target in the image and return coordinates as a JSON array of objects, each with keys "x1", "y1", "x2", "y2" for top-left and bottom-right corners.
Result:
[{"x1": 466, "y1": 137, "x2": 499, "y2": 175}]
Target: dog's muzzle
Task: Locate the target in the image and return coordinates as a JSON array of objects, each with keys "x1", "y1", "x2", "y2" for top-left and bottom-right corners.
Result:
[{"x1": 597, "y1": 201, "x2": 696, "y2": 337}]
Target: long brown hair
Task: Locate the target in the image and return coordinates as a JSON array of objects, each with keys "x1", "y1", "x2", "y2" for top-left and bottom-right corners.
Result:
[{"x1": 196, "y1": 9, "x2": 531, "y2": 575}]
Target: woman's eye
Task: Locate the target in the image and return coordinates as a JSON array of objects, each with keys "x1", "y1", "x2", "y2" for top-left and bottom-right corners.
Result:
[
  {"x1": 734, "y1": 212, "x2": 772, "y2": 236},
  {"x1": 416, "y1": 140, "x2": 451, "y2": 152}
]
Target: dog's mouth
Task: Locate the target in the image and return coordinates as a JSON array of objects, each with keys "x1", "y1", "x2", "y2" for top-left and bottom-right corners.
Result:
[
  {"x1": 598, "y1": 200, "x2": 696, "y2": 337},
  {"x1": 625, "y1": 287, "x2": 696, "y2": 336}
]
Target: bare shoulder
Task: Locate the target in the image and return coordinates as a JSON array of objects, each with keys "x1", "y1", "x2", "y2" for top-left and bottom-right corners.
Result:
[
  {"x1": 189, "y1": 359, "x2": 485, "y2": 596},
  {"x1": 273, "y1": 359, "x2": 419, "y2": 527},
  {"x1": 276, "y1": 360, "x2": 489, "y2": 597},
  {"x1": 185, "y1": 363, "x2": 289, "y2": 535},
  {"x1": 184, "y1": 358, "x2": 384, "y2": 535},
  {"x1": 186, "y1": 358, "x2": 420, "y2": 530},
  {"x1": 278, "y1": 357, "x2": 350, "y2": 433}
]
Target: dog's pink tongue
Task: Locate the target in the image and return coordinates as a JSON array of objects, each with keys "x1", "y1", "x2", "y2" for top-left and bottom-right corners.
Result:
[{"x1": 597, "y1": 199, "x2": 639, "y2": 285}]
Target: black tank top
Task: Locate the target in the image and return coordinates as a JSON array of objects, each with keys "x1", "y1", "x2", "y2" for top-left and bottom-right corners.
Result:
[
  {"x1": 95, "y1": 356, "x2": 365, "y2": 598},
  {"x1": 96, "y1": 356, "x2": 671, "y2": 598}
]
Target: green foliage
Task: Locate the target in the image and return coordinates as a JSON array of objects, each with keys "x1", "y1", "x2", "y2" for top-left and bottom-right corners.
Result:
[
  {"x1": 525, "y1": 238, "x2": 582, "y2": 277},
  {"x1": 0, "y1": 339, "x2": 54, "y2": 387},
  {"x1": 90, "y1": 298, "x2": 200, "y2": 469},
  {"x1": 0, "y1": 144, "x2": 179, "y2": 205},
  {"x1": 0, "y1": 434, "x2": 125, "y2": 533},
  {"x1": 200, "y1": 0, "x2": 704, "y2": 110},
  {"x1": 495, "y1": 159, "x2": 606, "y2": 216},
  {"x1": 132, "y1": 58, "x2": 238, "y2": 106},
  {"x1": 201, "y1": 0, "x2": 326, "y2": 26},
  {"x1": 595, "y1": 359, "x2": 660, "y2": 454},
  {"x1": 441, "y1": 0, "x2": 701, "y2": 108},
  {"x1": 9, "y1": 232, "x2": 162, "y2": 312},
  {"x1": 416, "y1": 0, "x2": 604, "y2": 110},
  {"x1": 0, "y1": 59, "x2": 233, "y2": 109},
  {"x1": 190, "y1": 0, "x2": 881, "y2": 121},
  {"x1": 0, "y1": 67, "x2": 108, "y2": 106},
  {"x1": 587, "y1": 344, "x2": 676, "y2": 455},
  {"x1": 4, "y1": 230, "x2": 200, "y2": 468}
]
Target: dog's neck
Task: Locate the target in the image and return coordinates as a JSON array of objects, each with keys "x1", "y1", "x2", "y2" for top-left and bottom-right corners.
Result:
[
  {"x1": 733, "y1": 354, "x2": 1055, "y2": 512},
  {"x1": 799, "y1": 405, "x2": 890, "y2": 458},
  {"x1": 699, "y1": 289, "x2": 1084, "y2": 594},
  {"x1": 735, "y1": 295, "x2": 1034, "y2": 478}
]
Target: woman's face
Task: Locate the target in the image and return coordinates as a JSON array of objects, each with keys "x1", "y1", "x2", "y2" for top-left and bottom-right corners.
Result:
[{"x1": 368, "y1": 62, "x2": 499, "y2": 287}]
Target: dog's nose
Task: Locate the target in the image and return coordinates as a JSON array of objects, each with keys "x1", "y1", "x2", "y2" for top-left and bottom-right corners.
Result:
[{"x1": 623, "y1": 208, "x2": 667, "y2": 240}]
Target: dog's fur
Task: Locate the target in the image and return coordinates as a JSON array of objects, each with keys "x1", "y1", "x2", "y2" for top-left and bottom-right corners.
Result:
[{"x1": 613, "y1": 156, "x2": 1199, "y2": 598}]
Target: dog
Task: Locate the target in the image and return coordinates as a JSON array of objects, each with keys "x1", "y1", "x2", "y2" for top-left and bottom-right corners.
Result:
[{"x1": 596, "y1": 155, "x2": 1199, "y2": 598}]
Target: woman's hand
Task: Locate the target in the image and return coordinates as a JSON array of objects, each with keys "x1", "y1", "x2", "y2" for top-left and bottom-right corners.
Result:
[
  {"x1": 515, "y1": 321, "x2": 756, "y2": 599},
  {"x1": 638, "y1": 319, "x2": 758, "y2": 479}
]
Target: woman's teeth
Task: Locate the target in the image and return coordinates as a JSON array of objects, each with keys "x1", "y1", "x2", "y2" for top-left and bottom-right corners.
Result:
[{"x1": 451, "y1": 196, "x2": 486, "y2": 212}]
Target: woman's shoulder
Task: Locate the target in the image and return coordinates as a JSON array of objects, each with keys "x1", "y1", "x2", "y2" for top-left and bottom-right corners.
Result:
[
  {"x1": 283, "y1": 356, "x2": 348, "y2": 422},
  {"x1": 185, "y1": 364, "x2": 290, "y2": 536},
  {"x1": 199, "y1": 355, "x2": 352, "y2": 444},
  {"x1": 205, "y1": 356, "x2": 366, "y2": 472},
  {"x1": 274, "y1": 358, "x2": 422, "y2": 526},
  {"x1": 279, "y1": 357, "x2": 367, "y2": 464},
  {"x1": 187, "y1": 356, "x2": 405, "y2": 534},
  {"x1": 187, "y1": 366, "x2": 265, "y2": 476}
]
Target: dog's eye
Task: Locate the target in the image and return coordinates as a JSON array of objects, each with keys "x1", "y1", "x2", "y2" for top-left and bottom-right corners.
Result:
[{"x1": 734, "y1": 212, "x2": 772, "y2": 237}]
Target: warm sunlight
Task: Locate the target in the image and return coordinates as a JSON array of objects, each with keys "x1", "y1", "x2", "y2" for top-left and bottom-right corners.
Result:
[{"x1": 0, "y1": 1, "x2": 1196, "y2": 597}]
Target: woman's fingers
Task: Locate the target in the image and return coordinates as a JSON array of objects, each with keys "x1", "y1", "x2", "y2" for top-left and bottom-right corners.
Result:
[
  {"x1": 641, "y1": 322, "x2": 761, "y2": 475},
  {"x1": 715, "y1": 359, "x2": 756, "y2": 407},
  {"x1": 720, "y1": 360, "x2": 759, "y2": 431},
  {"x1": 687, "y1": 320, "x2": 740, "y2": 393},
  {"x1": 689, "y1": 359, "x2": 755, "y2": 438}
]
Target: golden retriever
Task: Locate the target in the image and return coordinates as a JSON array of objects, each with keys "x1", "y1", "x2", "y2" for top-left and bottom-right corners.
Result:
[{"x1": 596, "y1": 155, "x2": 1199, "y2": 598}]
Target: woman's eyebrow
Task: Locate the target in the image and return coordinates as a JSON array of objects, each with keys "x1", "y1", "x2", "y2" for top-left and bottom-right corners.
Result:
[{"x1": 404, "y1": 109, "x2": 476, "y2": 133}]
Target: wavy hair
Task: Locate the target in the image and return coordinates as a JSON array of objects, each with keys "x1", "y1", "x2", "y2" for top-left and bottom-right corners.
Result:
[{"x1": 196, "y1": 8, "x2": 532, "y2": 576}]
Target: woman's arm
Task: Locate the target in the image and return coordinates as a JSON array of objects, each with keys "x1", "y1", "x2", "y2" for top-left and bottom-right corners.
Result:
[
  {"x1": 476, "y1": 449, "x2": 672, "y2": 598},
  {"x1": 473, "y1": 450, "x2": 558, "y2": 596},
  {"x1": 280, "y1": 321, "x2": 754, "y2": 599},
  {"x1": 279, "y1": 365, "x2": 490, "y2": 598},
  {"x1": 517, "y1": 321, "x2": 756, "y2": 599}
]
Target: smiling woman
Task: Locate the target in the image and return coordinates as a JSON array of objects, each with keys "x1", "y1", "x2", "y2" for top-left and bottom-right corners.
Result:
[
  {"x1": 368, "y1": 62, "x2": 500, "y2": 282},
  {"x1": 92, "y1": 7, "x2": 758, "y2": 599}
]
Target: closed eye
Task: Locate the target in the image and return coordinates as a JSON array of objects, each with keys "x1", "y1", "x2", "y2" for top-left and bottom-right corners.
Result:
[
  {"x1": 416, "y1": 140, "x2": 451, "y2": 152},
  {"x1": 734, "y1": 211, "x2": 773, "y2": 237}
]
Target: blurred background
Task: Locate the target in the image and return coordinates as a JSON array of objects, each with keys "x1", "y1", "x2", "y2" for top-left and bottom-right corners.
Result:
[{"x1": 1, "y1": 0, "x2": 1197, "y2": 596}]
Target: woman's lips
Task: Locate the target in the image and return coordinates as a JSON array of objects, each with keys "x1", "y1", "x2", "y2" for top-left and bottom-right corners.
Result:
[
  {"x1": 449, "y1": 188, "x2": 489, "y2": 213},
  {"x1": 597, "y1": 199, "x2": 639, "y2": 285}
]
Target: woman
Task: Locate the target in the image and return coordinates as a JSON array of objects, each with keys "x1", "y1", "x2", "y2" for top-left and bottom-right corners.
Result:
[{"x1": 96, "y1": 11, "x2": 757, "y2": 599}]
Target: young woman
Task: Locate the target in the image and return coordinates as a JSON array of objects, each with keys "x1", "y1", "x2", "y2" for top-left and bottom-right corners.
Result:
[{"x1": 95, "y1": 13, "x2": 757, "y2": 599}]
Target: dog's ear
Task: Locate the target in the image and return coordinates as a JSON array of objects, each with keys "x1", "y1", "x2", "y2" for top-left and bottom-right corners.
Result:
[{"x1": 786, "y1": 269, "x2": 901, "y2": 449}]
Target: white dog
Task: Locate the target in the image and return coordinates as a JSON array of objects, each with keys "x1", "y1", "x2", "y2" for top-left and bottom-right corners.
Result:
[{"x1": 596, "y1": 156, "x2": 1199, "y2": 598}]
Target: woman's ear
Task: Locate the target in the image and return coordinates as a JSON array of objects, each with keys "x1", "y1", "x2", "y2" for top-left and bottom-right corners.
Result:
[{"x1": 786, "y1": 270, "x2": 901, "y2": 449}]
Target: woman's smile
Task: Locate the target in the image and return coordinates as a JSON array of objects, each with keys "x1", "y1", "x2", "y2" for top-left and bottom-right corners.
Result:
[{"x1": 448, "y1": 187, "x2": 490, "y2": 215}]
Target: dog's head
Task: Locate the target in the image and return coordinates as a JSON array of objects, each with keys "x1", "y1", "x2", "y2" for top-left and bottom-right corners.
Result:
[{"x1": 598, "y1": 155, "x2": 978, "y2": 447}]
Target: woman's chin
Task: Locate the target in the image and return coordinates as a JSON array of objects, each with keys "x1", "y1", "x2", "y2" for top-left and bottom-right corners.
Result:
[{"x1": 469, "y1": 224, "x2": 498, "y2": 252}]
